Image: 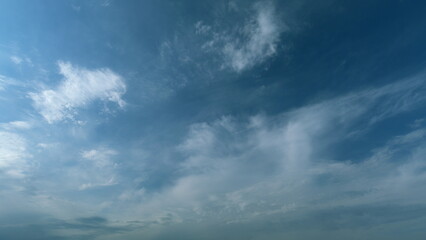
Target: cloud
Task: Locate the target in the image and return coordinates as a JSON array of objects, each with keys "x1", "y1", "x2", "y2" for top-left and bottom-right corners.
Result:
[
  {"x1": 0, "y1": 131, "x2": 31, "y2": 178},
  {"x1": 82, "y1": 148, "x2": 118, "y2": 168},
  {"x1": 0, "y1": 216, "x2": 134, "y2": 240},
  {"x1": 5, "y1": 72, "x2": 422, "y2": 240},
  {"x1": 115, "y1": 74, "x2": 426, "y2": 232},
  {"x1": 77, "y1": 147, "x2": 119, "y2": 190},
  {"x1": 10, "y1": 56, "x2": 22, "y2": 64},
  {"x1": 101, "y1": 0, "x2": 113, "y2": 7},
  {"x1": 197, "y1": 1, "x2": 286, "y2": 72},
  {"x1": 3, "y1": 73, "x2": 426, "y2": 240},
  {"x1": 0, "y1": 75, "x2": 20, "y2": 91},
  {"x1": 30, "y1": 61, "x2": 126, "y2": 123},
  {"x1": 222, "y1": 2, "x2": 285, "y2": 72},
  {"x1": 156, "y1": 1, "x2": 287, "y2": 93},
  {"x1": 0, "y1": 121, "x2": 32, "y2": 130},
  {"x1": 9, "y1": 55, "x2": 32, "y2": 65}
]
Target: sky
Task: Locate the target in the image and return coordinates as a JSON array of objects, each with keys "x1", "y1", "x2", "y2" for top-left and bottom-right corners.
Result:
[{"x1": 1, "y1": 0, "x2": 426, "y2": 239}]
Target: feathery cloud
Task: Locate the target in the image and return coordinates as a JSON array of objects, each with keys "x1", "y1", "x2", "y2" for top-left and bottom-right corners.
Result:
[
  {"x1": 118, "y1": 74, "x2": 426, "y2": 227},
  {"x1": 197, "y1": 1, "x2": 286, "y2": 72},
  {"x1": 30, "y1": 61, "x2": 126, "y2": 123},
  {"x1": 0, "y1": 132, "x2": 30, "y2": 178}
]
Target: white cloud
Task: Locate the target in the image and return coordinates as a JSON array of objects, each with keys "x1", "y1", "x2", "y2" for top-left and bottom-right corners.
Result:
[
  {"x1": 10, "y1": 56, "x2": 23, "y2": 64},
  {"x1": 197, "y1": 1, "x2": 286, "y2": 72},
  {"x1": 75, "y1": 147, "x2": 119, "y2": 190},
  {"x1": 0, "y1": 121, "x2": 32, "y2": 130},
  {"x1": 0, "y1": 132, "x2": 31, "y2": 178},
  {"x1": 118, "y1": 74, "x2": 426, "y2": 225},
  {"x1": 37, "y1": 142, "x2": 57, "y2": 149},
  {"x1": 101, "y1": 0, "x2": 113, "y2": 7},
  {"x1": 0, "y1": 75, "x2": 20, "y2": 91},
  {"x1": 30, "y1": 61, "x2": 126, "y2": 123},
  {"x1": 223, "y1": 2, "x2": 284, "y2": 72},
  {"x1": 10, "y1": 55, "x2": 32, "y2": 65},
  {"x1": 82, "y1": 148, "x2": 118, "y2": 168}
]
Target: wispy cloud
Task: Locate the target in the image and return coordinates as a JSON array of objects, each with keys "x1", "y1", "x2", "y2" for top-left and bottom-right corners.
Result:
[
  {"x1": 0, "y1": 75, "x2": 21, "y2": 91},
  {"x1": 197, "y1": 1, "x2": 286, "y2": 72},
  {"x1": 77, "y1": 147, "x2": 119, "y2": 190},
  {"x1": 5, "y1": 70, "x2": 426, "y2": 240},
  {"x1": 10, "y1": 56, "x2": 22, "y2": 64},
  {"x1": 10, "y1": 55, "x2": 32, "y2": 65},
  {"x1": 30, "y1": 61, "x2": 126, "y2": 123},
  {"x1": 117, "y1": 74, "x2": 426, "y2": 230},
  {"x1": 0, "y1": 121, "x2": 32, "y2": 130},
  {"x1": 0, "y1": 132, "x2": 31, "y2": 178},
  {"x1": 101, "y1": 0, "x2": 113, "y2": 7},
  {"x1": 159, "y1": 1, "x2": 286, "y2": 81},
  {"x1": 223, "y1": 2, "x2": 285, "y2": 72}
]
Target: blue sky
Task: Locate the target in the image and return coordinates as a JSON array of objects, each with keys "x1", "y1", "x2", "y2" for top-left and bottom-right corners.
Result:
[{"x1": 1, "y1": 0, "x2": 426, "y2": 239}]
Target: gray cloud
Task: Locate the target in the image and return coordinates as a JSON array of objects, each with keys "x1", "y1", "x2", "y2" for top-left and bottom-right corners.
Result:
[{"x1": 0, "y1": 216, "x2": 134, "y2": 240}]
